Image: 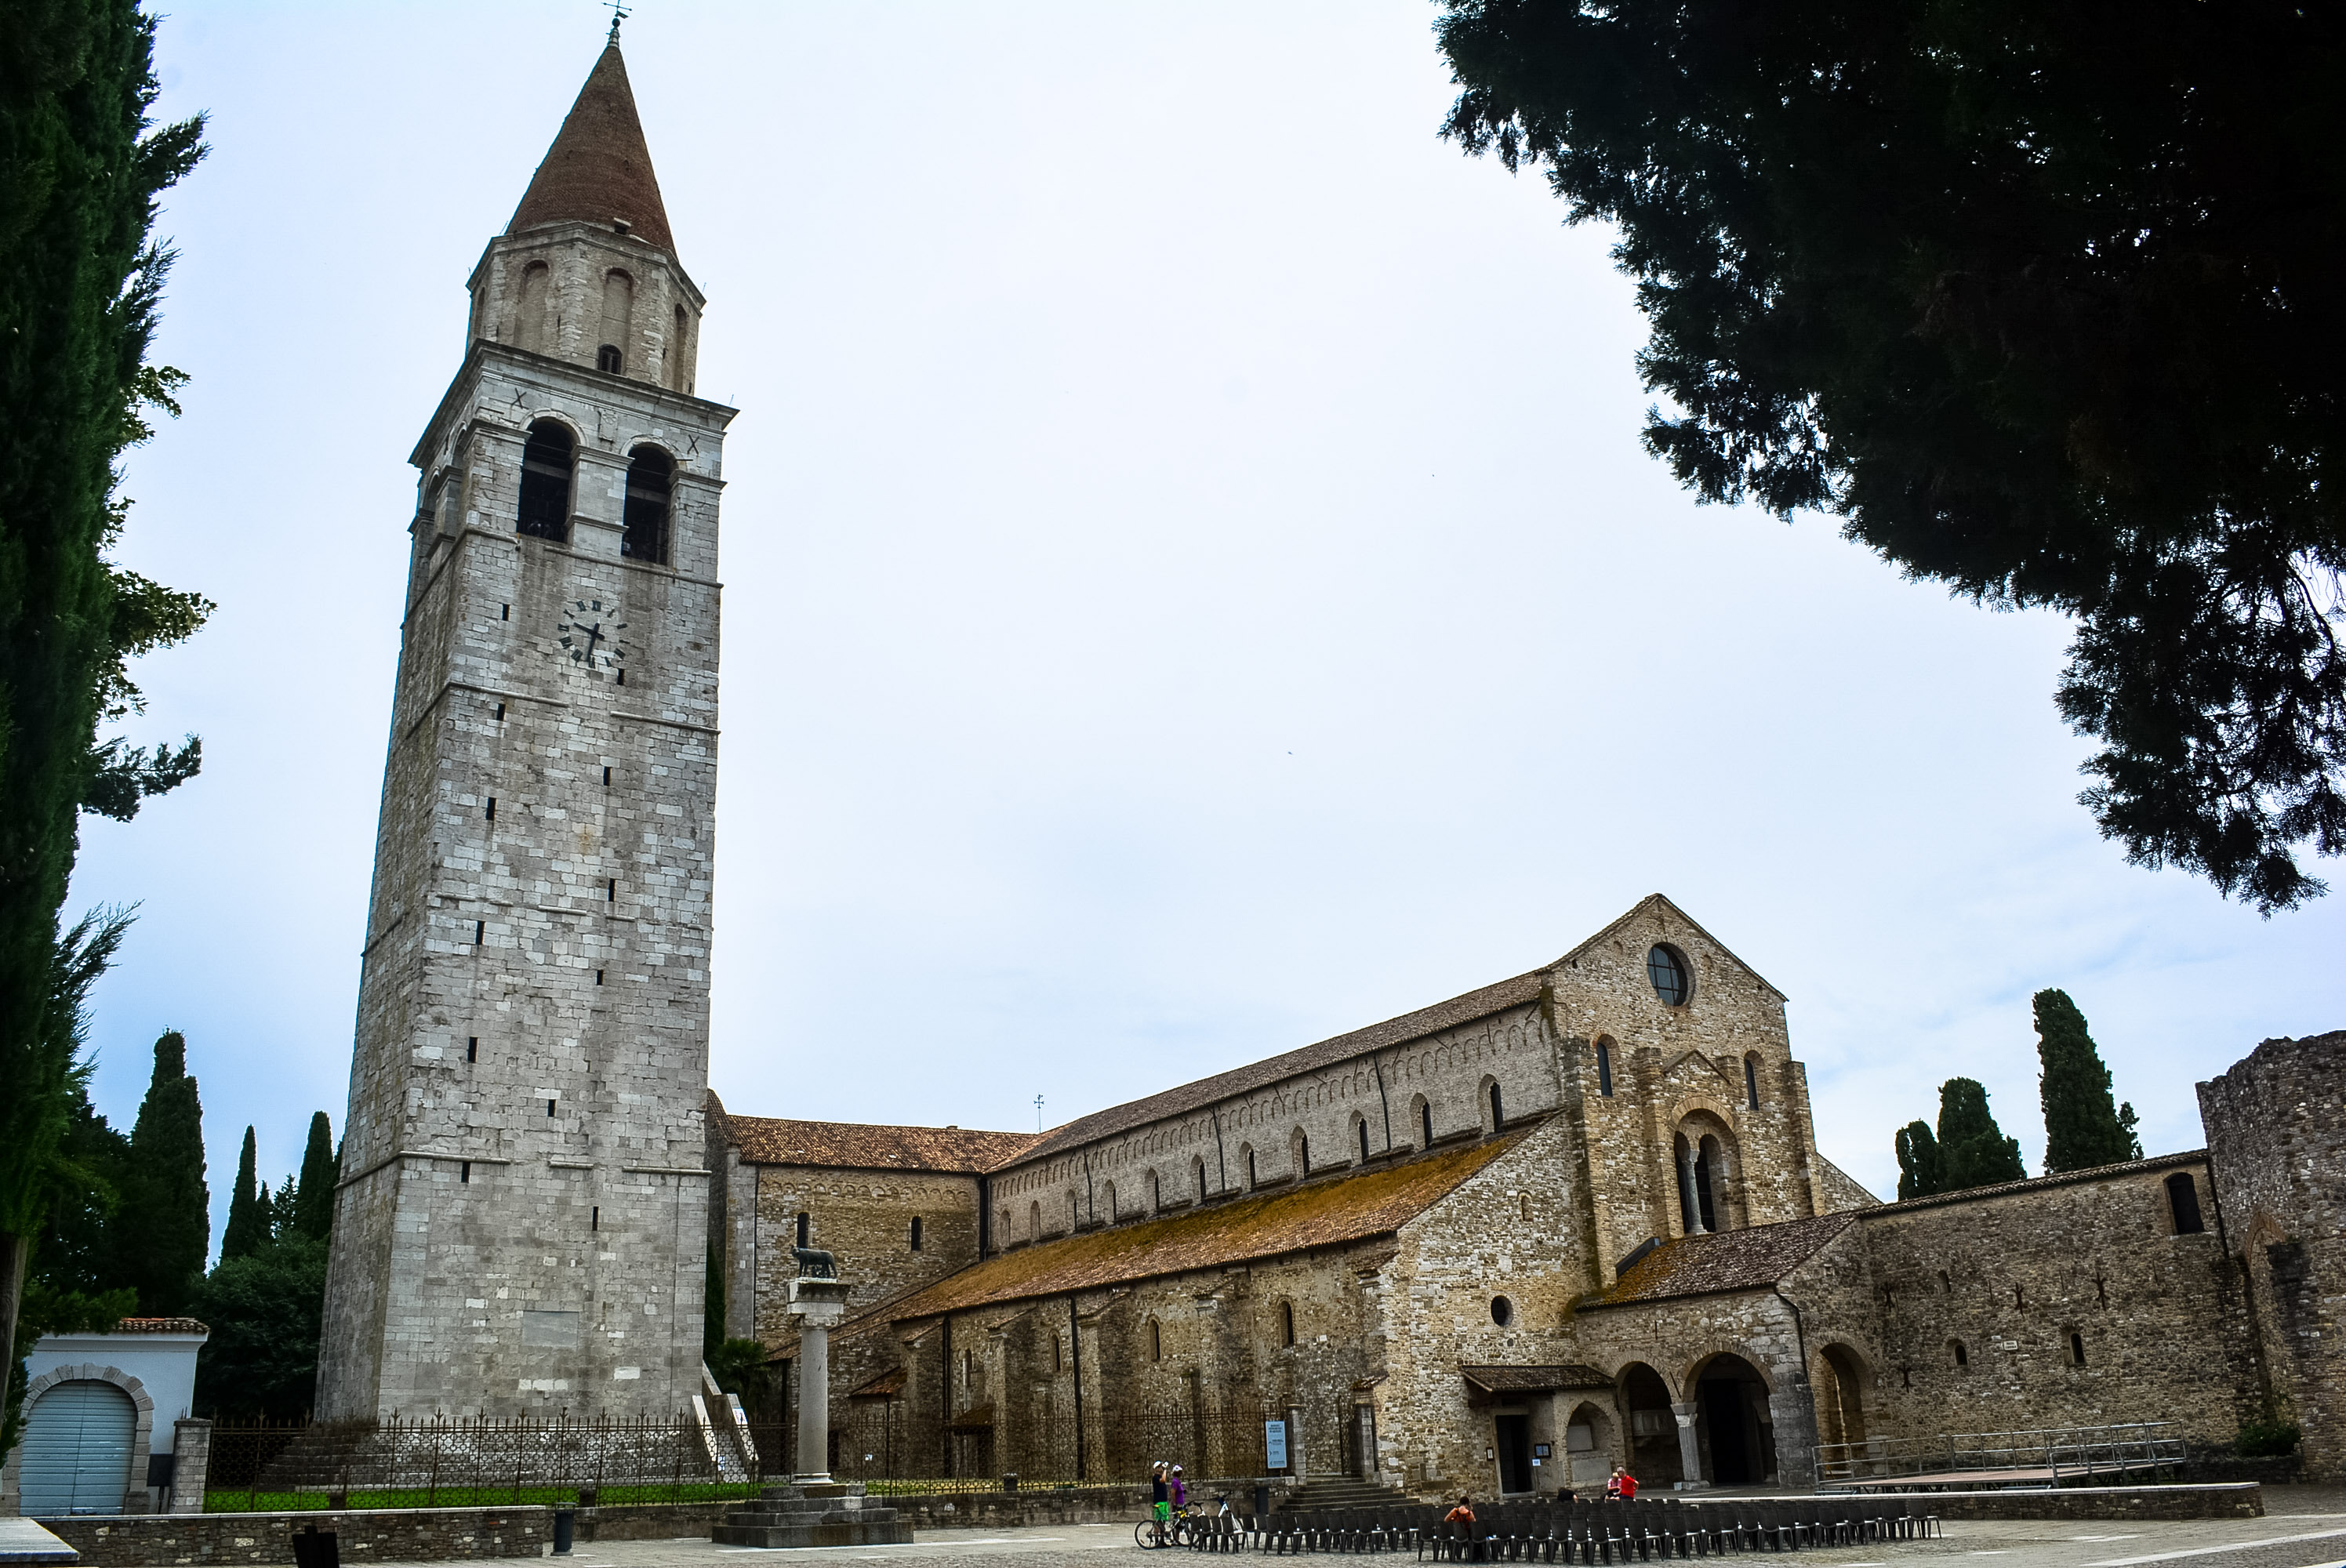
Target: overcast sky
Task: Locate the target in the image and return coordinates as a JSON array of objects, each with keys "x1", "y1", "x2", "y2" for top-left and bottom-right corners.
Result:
[{"x1": 74, "y1": 2, "x2": 2345, "y2": 1248}]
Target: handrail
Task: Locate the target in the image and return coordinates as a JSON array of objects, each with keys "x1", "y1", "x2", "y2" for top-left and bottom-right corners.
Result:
[{"x1": 1815, "y1": 1422, "x2": 2186, "y2": 1488}]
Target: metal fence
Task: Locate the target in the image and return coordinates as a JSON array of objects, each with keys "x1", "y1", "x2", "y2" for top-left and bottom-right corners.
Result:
[
  {"x1": 1815, "y1": 1421, "x2": 2188, "y2": 1490},
  {"x1": 205, "y1": 1402, "x2": 1284, "y2": 1512}
]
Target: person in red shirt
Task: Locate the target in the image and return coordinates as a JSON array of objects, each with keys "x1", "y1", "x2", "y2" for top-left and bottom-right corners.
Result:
[{"x1": 1605, "y1": 1465, "x2": 1639, "y2": 1501}]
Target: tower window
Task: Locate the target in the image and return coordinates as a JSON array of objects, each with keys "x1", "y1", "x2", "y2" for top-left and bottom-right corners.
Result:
[
  {"x1": 501, "y1": 603, "x2": 510, "y2": 621},
  {"x1": 485, "y1": 797, "x2": 496, "y2": 821},
  {"x1": 2166, "y1": 1172, "x2": 2206, "y2": 1235},
  {"x1": 474, "y1": 920, "x2": 485, "y2": 945},
  {"x1": 592, "y1": 1207, "x2": 599, "y2": 1232},
  {"x1": 595, "y1": 969, "x2": 605, "y2": 985},
  {"x1": 1745, "y1": 1053, "x2": 1762, "y2": 1109},
  {"x1": 467, "y1": 1036, "x2": 478, "y2": 1063},
  {"x1": 495, "y1": 702, "x2": 506, "y2": 720},
  {"x1": 607, "y1": 877, "x2": 617, "y2": 901},
  {"x1": 1952, "y1": 1340, "x2": 1968, "y2": 1367},
  {"x1": 517, "y1": 420, "x2": 574, "y2": 542},
  {"x1": 459, "y1": 1160, "x2": 471, "y2": 1184},
  {"x1": 599, "y1": 270, "x2": 634, "y2": 372},
  {"x1": 623, "y1": 445, "x2": 674, "y2": 564},
  {"x1": 602, "y1": 766, "x2": 612, "y2": 786},
  {"x1": 910, "y1": 1216, "x2": 923, "y2": 1251},
  {"x1": 597, "y1": 344, "x2": 623, "y2": 374},
  {"x1": 616, "y1": 668, "x2": 625, "y2": 685},
  {"x1": 2070, "y1": 1332, "x2": 2088, "y2": 1366},
  {"x1": 547, "y1": 1098, "x2": 557, "y2": 1116}
]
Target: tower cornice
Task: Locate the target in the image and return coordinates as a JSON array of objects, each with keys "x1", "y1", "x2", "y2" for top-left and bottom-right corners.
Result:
[{"x1": 409, "y1": 339, "x2": 736, "y2": 471}]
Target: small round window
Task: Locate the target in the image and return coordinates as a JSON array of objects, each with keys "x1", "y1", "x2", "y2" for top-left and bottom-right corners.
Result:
[
  {"x1": 1647, "y1": 945, "x2": 1690, "y2": 1006},
  {"x1": 1491, "y1": 1295, "x2": 1514, "y2": 1327}
]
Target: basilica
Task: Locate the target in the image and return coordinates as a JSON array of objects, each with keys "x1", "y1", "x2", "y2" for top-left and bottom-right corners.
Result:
[{"x1": 310, "y1": 33, "x2": 2342, "y2": 1500}]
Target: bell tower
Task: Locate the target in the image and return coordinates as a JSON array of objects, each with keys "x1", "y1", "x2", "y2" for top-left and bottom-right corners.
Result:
[{"x1": 318, "y1": 34, "x2": 734, "y2": 1419}]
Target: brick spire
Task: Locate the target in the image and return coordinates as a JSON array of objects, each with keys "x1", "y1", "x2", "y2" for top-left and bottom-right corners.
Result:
[{"x1": 507, "y1": 42, "x2": 675, "y2": 255}]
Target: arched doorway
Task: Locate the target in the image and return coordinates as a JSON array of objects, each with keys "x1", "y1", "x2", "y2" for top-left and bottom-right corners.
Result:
[
  {"x1": 1563, "y1": 1400, "x2": 1616, "y2": 1488},
  {"x1": 1690, "y1": 1353, "x2": 1774, "y2": 1485},
  {"x1": 17, "y1": 1379, "x2": 136, "y2": 1515},
  {"x1": 1617, "y1": 1363, "x2": 1681, "y2": 1484},
  {"x1": 1815, "y1": 1344, "x2": 1869, "y2": 1457}
]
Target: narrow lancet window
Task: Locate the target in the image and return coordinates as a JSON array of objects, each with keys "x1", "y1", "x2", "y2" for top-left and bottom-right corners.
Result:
[
  {"x1": 623, "y1": 445, "x2": 673, "y2": 563},
  {"x1": 518, "y1": 420, "x2": 573, "y2": 541}
]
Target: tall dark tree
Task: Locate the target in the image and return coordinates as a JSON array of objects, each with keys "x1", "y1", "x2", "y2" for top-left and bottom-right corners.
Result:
[
  {"x1": 120, "y1": 1030, "x2": 207, "y2": 1315},
  {"x1": 1934, "y1": 1077, "x2": 2028, "y2": 1192},
  {"x1": 290, "y1": 1112, "x2": 336, "y2": 1242},
  {"x1": 190, "y1": 1229, "x2": 326, "y2": 1421},
  {"x1": 220, "y1": 1127, "x2": 266, "y2": 1261},
  {"x1": 2035, "y1": 989, "x2": 2141, "y2": 1173},
  {"x1": 1436, "y1": 1, "x2": 2346, "y2": 911},
  {"x1": 1894, "y1": 1120, "x2": 1941, "y2": 1200},
  {"x1": 0, "y1": 0, "x2": 209, "y2": 1412}
]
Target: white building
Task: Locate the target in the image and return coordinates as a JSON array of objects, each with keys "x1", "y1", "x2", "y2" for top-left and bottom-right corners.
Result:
[{"x1": 2, "y1": 1318, "x2": 210, "y2": 1516}]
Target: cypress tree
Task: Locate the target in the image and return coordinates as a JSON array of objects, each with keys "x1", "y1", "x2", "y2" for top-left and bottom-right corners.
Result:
[
  {"x1": 220, "y1": 1126, "x2": 265, "y2": 1260},
  {"x1": 0, "y1": 0, "x2": 207, "y2": 1407},
  {"x1": 1935, "y1": 1077, "x2": 2028, "y2": 1192},
  {"x1": 121, "y1": 1030, "x2": 208, "y2": 1315},
  {"x1": 1894, "y1": 1121, "x2": 1941, "y2": 1200},
  {"x1": 290, "y1": 1112, "x2": 336, "y2": 1241},
  {"x1": 2035, "y1": 989, "x2": 2143, "y2": 1173}
]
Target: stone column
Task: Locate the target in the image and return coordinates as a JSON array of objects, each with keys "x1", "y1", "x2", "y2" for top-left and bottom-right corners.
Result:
[
  {"x1": 1676, "y1": 1146, "x2": 1707, "y2": 1235},
  {"x1": 787, "y1": 1276, "x2": 852, "y2": 1483},
  {"x1": 169, "y1": 1418, "x2": 212, "y2": 1513},
  {"x1": 1671, "y1": 1402, "x2": 1705, "y2": 1489}
]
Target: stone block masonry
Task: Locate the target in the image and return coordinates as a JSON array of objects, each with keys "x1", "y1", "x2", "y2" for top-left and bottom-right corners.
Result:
[{"x1": 36, "y1": 1508, "x2": 551, "y2": 1567}]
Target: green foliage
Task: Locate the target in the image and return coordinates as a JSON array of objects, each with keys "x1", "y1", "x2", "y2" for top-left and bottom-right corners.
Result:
[
  {"x1": 121, "y1": 1029, "x2": 209, "y2": 1315},
  {"x1": 707, "y1": 1338, "x2": 771, "y2": 1410},
  {"x1": 2034, "y1": 989, "x2": 2143, "y2": 1173},
  {"x1": 1435, "y1": 0, "x2": 2346, "y2": 912},
  {"x1": 1934, "y1": 1078, "x2": 2028, "y2": 1192},
  {"x1": 1894, "y1": 1120, "x2": 1941, "y2": 1200},
  {"x1": 2235, "y1": 1417, "x2": 2301, "y2": 1457},
  {"x1": 222, "y1": 1126, "x2": 267, "y2": 1261},
  {"x1": 191, "y1": 1232, "x2": 327, "y2": 1421},
  {"x1": 0, "y1": 909, "x2": 133, "y2": 1239},
  {"x1": 290, "y1": 1112, "x2": 337, "y2": 1242}
]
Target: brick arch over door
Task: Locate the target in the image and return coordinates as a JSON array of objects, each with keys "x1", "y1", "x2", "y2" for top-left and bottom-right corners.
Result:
[{"x1": 0, "y1": 1362, "x2": 156, "y2": 1515}]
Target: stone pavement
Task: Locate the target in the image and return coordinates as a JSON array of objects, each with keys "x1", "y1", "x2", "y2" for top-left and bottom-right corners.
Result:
[{"x1": 348, "y1": 1489, "x2": 2346, "y2": 1568}]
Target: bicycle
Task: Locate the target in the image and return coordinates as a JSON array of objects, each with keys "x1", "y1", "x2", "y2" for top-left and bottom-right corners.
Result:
[{"x1": 1135, "y1": 1494, "x2": 1234, "y2": 1550}]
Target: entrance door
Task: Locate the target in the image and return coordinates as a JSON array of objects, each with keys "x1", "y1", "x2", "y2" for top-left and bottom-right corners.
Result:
[
  {"x1": 1494, "y1": 1414, "x2": 1533, "y2": 1494},
  {"x1": 1698, "y1": 1381, "x2": 1750, "y2": 1484},
  {"x1": 19, "y1": 1380, "x2": 136, "y2": 1515}
]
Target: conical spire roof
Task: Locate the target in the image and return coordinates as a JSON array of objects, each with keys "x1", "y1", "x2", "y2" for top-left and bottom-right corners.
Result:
[{"x1": 507, "y1": 42, "x2": 675, "y2": 254}]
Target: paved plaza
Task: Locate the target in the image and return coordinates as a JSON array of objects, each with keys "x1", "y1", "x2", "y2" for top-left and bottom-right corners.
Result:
[{"x1": 351, "y1": 1491, "x2": 2346, "y2": 1568}]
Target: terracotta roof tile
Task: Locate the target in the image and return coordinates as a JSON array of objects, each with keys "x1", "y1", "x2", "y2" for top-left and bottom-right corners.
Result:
[
  {"x1": 725, "y1": 1112, "x2": 1036, "y2": 1174},
  {"x1": 111, "y1": 1317, "x2": 209, "y2": 1334},
  {"x1": 510, "y1": 45, "x2": 675, "y2": 253},
  {"x1": 1585, "y1": 1213, "x2": 1858, "y2": 1308},
  {"x1": 1461, "y1": 1364, "x2": 1613, "y2": 1393},
  {"x1": 845, "y1": 1132, "x2": 1524, "y2": 1332}
]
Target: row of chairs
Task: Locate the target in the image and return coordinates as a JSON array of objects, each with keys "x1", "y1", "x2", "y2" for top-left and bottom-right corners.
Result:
[{"x1": 1174, "y1": 1497, "x2": 1938, "y2": 1558}]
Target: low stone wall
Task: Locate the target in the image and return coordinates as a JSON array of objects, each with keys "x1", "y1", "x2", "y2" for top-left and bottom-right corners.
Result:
[
  {"x1": 1821, "y1": 1484, "x2": 2263, "y2": 1521},
  {"x1": 37, "y1": 1507, "x2": 552, "y2": 1566},
  {"x1": 577, "y1": 1502, "x2": 729, "y2": 1541}
]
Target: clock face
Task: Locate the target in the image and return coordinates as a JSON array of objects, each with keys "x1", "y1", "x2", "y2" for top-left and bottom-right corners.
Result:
[{"x1": 557, "y1": 598, "x2": 629, "y2": 671}]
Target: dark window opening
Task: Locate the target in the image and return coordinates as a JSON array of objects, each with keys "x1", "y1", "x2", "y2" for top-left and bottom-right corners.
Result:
[
  {"x1": 796, "y1": 1211, "x2": 810, "y2": 1248},
  {"x1": 1246, "y1": 1149, "x2": 1258, "y2": 1188},
  {"x1": 1295, "y1": 1132, "x2": 1309, "y2": 1174},
  {"x1": 595, "y1": 969, "x2": 605, "y2": 985},
  {"x1": 466, "y1": 1036, "x2": 478, "y2": 1063},
  {"x1": 474, "y1": 920, "x2": 485, "y2": 945},
  {"x1": 2070, "y1": 1332, "x2": 2087, "y2": 1366},
  {"x1": 616, "y1": 667, "x2": 625, "y2": 685},
  {"x1": 602, "y1": 766, "x2": 612, "y2": 786},
  {"x1": 597, "y1": 343, "x2": 623, "y2": 374},
  {"x1": 910, "y1": 1216, "x2": 924, "y2": 1251},
  {"x1": 547, "y1": 1099, "x2": 557, "y2": 1116},
  {"x1": 1940, "y1": 1269, "x2": 1952, "y2": 1293},
  {"x1": 592, "y1": 1207, "x2": 599, "y2": 1232},
  {"x1": 2014, "y1": 1284, "x2": 2025, "y2": 1307},
  {"x1": 501, "y1": 603, "x2": 510, "y2": 621},
  {"x1": 1596, "y1": 1041, "x2": 1614, "y2": 1097},
  {"x1": 607, "y1": 878, "x2": 617, "y2": 901},
  {"x1": 485, "y1": 797, "x2": 496, "y2": 821},
  {"x1": 1357, "y1": 1120, "x2": 1371, "y2": 1163},
  {"x1": 1280, "y1": 1302, "x2": 1296, "y2": 1347},
  {"x1": 1647, "y1": 944, "x2": 1689, "y2": 1005},
  {"x1": 459, "y1": 1160, "x2": 470, "y2": 1184},
  {"x1": 1745, "y1": 1054, "x2": 1761, "y2": 1109},
  {"x1": 518, "y1": 421, "x2": 574, "y2": 542},
  {"x1": 1953, "y1": 1341, "x2": 1967, "y2": 1367},
  {"x1": 623, "y1": 445, "x2": 674, "y2": 564},
  {"x1": 1149, "y1": 1320, "x2": 1161, "y2": 1362},
  {"x1": 1420, "y1": 1101, "x2": 1434, "y2": 1146},
  {"x1": 1489, "y1": 1082, "x2": 1505, "y2": 1129},
  {"x1": 2166, "y1": 1172, "x2": 2206, "y2": 1235},
  {"x1": 1491, "y1": 1295, "x2": 1514, "y2": 1327},
  {"x1": 495, "y1": 702, "x2": 506, "y2": 720}
]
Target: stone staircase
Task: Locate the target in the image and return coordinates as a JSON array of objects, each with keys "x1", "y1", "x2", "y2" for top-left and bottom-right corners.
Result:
[
  {"x1": 710, "y1": 1481, "x2": 913, "y2": 1548},
  {"x1": 1282, "y1": 1478, "x2": 1410, "y2": 1511}
]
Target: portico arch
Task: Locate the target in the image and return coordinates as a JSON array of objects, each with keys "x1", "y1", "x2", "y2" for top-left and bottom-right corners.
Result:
[
  {"x1": 1815, "y1": 1343, "x2": 1870, "y2": 1459},
  {"x1": 1687, "y1": 1351, "x2": 1774, "y2": 1485},
  {"x1": 1615, "y1": 1361, "x2": 1682, "y2": 1484}
]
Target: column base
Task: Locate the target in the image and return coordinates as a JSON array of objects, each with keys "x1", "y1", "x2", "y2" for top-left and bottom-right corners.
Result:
[{"x1": 712, "y1": 1481, "x2": 914, "y2": 1549}]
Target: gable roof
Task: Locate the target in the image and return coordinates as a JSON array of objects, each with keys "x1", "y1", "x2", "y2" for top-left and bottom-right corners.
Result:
[
  {"x1": 842, "y1": 1131, "x2": 1525, "y2": 1333},
  {"x1": 1552, "y1": 893, "x2": 1786, "y2": 1002},
  {"x1": 1583, "y1": 1212, "x2": 1859, "y2": 1308},
  {"x1": 509, "y1": 44, "x2": 676, "y2": 253},
  {"x1": 1857, "y1": 1149, "x2": 2207, "y2": 1218},
  {"x1": 721, "y1": 1108, "x2": 1036, "y2": 1173}
]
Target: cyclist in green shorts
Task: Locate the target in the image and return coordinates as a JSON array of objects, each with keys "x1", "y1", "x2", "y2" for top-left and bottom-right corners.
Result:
[{"x1": 1151, "y1": 1463, "x2": 1171, "y2": 1537}]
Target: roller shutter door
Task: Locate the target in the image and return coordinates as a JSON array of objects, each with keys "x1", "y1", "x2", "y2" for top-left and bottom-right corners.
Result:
[{"x1": 17, "y1": 1379, "x2": 136, "y2": 1515}]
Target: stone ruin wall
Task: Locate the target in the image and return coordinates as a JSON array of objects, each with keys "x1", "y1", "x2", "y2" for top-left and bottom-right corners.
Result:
[{"x1": 2199, "y1": 1032, "x2": 2346, "y2": 1480}]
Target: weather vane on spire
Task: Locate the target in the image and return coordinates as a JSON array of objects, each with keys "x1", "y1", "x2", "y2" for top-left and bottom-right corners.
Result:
[{"x1": 605, "y1": 0, "x2": 630, "y2": 43}]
